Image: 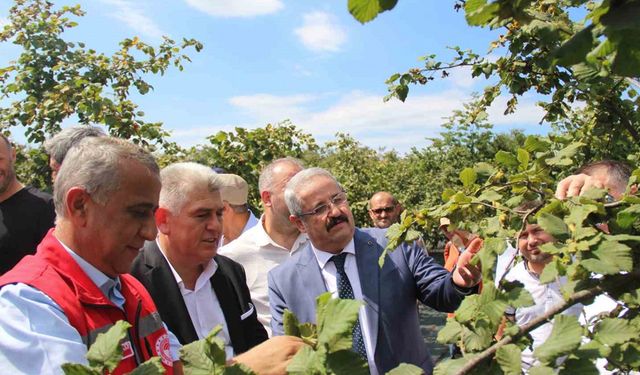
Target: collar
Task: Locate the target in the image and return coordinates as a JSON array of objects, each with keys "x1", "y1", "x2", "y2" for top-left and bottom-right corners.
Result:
[
  {"x1": 311, "y1": 237, "x2": 355, "y2": 270},
  {"x1": 156, "y1": 238, "x2": 218, "y2": 290},
  {"x1": 255, "y1": 215, "x2": 309, "y2": 253},
  {"x1": 58, "y1": 237, "x2": 120, "y2": 298}
]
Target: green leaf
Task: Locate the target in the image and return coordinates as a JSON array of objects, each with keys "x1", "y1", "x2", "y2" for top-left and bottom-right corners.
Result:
[
  {"x1": 180, "y1": 326, "x2": 226, "y2": 374},
  {"x1": 479, "y1": 284, "x2": 509, "y2": 326},
  {"x1": 433, "y1": 356, "x2": 468, "y2": 375},
  {"x1": 594, "y1": 318, "x2": 640, "y2": 346},
  {"x1": 516, "y1": 148, "x2": 530, "y2": 170},
  {"x1": 617, "y1": 204, "x2": 640, "y2": 228},
  {"x1": 495, "y1": 344, "x2": 522, "y2": 375},
  {"x1": 537, "y1": 212, "x2": 569, "y2": 240},
  {"x1": 502, "y1": 281, "x2": 534, "y2": 309},
  {"x1": 495, "y1": 151, "x2": 518, "y2": 168},
  {"x1": 128, "y1": 357, "x2": 165, "y2": 375},
  {"x1": 524, "y1": 136, "x2": 549, "y2": 152},
  {"x1": 528, "y1": 365, "x2": 555, "y2": 375},
  {"x1": 461, "y1": 322, "x2": 493, "y2": 352},
  {"x1": 553, "y1": 25, "x2": 595, "y2": 67},
  {"x1": 316, "y1": 296, "x2": 362, "y2": 352},
  {"x1": 61, "y1": 363, "x2": 100, "y2": 375},
  {"x1": 546, "y1": 142, "x2": 584, "y2": 166},
  {"x1": 455, "y1": 294, "x2": 480, "y2": 323},
  {"x1": 477, "y1": 190, "x2": 502, "y2": 202},
  {"x1": 348, "y1": 0, "x2": 398, "y2": 23},
  {"x1": 437, "y1": 319, "x2": 463, "y2": 344},
  {"x1": 465, "y1": 0, "x2": 500, "y2": 26},
  {"x1": 539, "y1": 258, "x2": 560, "y2": 284},
  {"x1": 385, "y1": 363, "x2": 424, "y2": 375},
  {"x1": 224, "y1": 363, "x2": 257, "y2": 375},
  {"x1": 533, "y1": 314, "x2": 582, "y2": 364},
  {"x1": 558, "y1": 357, "x2": 599, "y2": 375},
  {"x1": 287, "y1": 345, "x2": 325, "y2": 375},
  {"x1": 86, "y1": 320, "x2": 130, "y2": 372},
  {"x1": 590, "y1": 240, "x2": 632, "y2": 274},
  {"x1": 283, "y1": 309, "x2": 301, "y2": 337},
  {"x1": 326, "y1": 349, "x2": 369, "y2": 375},
  {"x1": 460, "y1": 167, "x2": 477, "y2": 187}
]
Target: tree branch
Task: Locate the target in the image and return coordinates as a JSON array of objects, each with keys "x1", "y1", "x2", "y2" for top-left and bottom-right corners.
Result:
[
  {"x1": 453, "y1": 270, "x2": 640, "y2": 375},
  {"x1": 454, "y1": 285, "x2": 602, "y2": 375}
]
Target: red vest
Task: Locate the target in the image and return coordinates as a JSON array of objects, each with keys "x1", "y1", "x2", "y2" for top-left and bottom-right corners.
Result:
[{"x1": 0, "y1": 230, "x2": 174, "y2": 375}]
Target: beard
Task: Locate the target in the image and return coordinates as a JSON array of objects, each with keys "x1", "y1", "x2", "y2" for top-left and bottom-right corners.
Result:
[{"x1": 0, "y1": 166, "x2": 16, "y2": 195}]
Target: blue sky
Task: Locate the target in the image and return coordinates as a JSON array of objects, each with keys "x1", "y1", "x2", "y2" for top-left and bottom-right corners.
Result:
[{"x1": 0, "y1": 0, "x2": 552, "y2": 152}]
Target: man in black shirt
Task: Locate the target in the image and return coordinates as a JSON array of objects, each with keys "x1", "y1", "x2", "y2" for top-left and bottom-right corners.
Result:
[{"x1": 0, "y1": 135, "x2": 55, "y2": 274}]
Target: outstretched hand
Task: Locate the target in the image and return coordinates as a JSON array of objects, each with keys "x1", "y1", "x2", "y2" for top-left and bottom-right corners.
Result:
[
  {"x1": 452, "y1": 237, "x2": 483, "y2": 288},
  {"x1": 555, "y1": 173, "x2": 603, "y2": 199},
  {"x1": 231, "y1": 336, "x2": 306, "y2": 375}
]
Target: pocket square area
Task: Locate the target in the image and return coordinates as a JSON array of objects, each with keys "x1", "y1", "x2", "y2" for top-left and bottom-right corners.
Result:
[{"x1": 240, "y1": 303, "x2": 255, "y2": 320}]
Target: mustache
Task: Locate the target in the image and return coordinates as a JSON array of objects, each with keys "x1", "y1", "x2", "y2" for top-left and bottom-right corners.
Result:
[{"x1": 326, "y1": 215, "x2": 348, "y2": 231}]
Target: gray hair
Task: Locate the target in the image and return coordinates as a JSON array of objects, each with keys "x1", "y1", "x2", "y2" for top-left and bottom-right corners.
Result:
[
  {"x1": 160, "y1": 162, "x2": 220, "y2": 214},
  {"x1": 258, "y1": 157, "x2": 304, "y2": 193},
  {"x1": 54, "y1": 137, "x2": 159, "y2": 217},
  {"x1": 44, "y1": 125, "x2": 106, "y2": 164},
  {"x1": 284, "y1": 167, "x2": 342, "y2": 216}
]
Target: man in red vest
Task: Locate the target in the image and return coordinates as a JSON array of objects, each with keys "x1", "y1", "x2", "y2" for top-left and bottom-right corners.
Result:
[{"x1": 0, "y1": 136, "x2": 180, "y2": 374}]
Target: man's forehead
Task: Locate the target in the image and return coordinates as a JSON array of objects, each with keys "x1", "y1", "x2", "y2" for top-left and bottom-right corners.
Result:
[{"x1": 371, "y1": 195, "x2": 394, "y2": 206}]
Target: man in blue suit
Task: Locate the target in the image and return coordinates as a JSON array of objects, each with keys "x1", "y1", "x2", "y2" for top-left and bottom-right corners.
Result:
[{"x1": 268, "y1": 168, "x2": 482, "y2": 374}]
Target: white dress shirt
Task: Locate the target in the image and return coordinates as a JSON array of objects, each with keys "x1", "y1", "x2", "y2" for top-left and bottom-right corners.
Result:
[
  {"x1": 157, "y1": 240, "x2": 235, "y2": 359},
  {"x1": 219, "y1": 216, "x2": 307, "y2": 335},
  {"x1": 311, "y1": 239, "x2": 378, "y2": 375}
]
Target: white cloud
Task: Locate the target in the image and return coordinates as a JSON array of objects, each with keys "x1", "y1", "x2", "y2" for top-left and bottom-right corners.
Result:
[
  {"x1": 100, "y1": 0, "x2": 165, "y2": 40},
  {"x1": 229, "y1": 93, "x2": 316, "y2": 120},
  {"x1": 184, "y1": 0, "x2": 283, "y2": 18},
  {"x1": 294, "y1": 11, "x2": 347, "y2": 53},
  {"x1": 226, "y1": 90, "x2": 548, "y2": 153}
]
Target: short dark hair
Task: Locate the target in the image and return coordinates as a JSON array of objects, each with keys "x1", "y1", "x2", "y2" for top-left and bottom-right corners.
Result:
[{"x1": 577, "y1": 160, "x2": 631, "y2": 189}]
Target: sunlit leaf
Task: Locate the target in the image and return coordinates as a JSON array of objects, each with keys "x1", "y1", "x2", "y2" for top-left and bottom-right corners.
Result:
[
  {"x1": 86, "y1": 320, "x2": 130, "y2": 372},
  {"x1": 495, "y1": 344, "x2": 522, "y2": 375},
  {"x1": 534, "y1": 315, "x2": 582, "y2": 364}
]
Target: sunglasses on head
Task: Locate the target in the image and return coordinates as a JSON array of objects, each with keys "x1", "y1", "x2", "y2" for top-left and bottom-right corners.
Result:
[{"x1": 370, "y1": 205, "x2": 396, "y2": 215}]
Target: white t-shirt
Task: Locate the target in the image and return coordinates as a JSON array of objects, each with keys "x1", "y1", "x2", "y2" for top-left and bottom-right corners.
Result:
[{"x1": 504, "y1": 261, "x2": 583, "y2": 370}]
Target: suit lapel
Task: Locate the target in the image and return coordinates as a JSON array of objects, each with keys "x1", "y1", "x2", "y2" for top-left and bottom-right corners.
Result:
[
  {"x1": 354, "y1": 229, "x2": 381, "y2": 357},
  {"x1": 296, "y1": 244, "x2": 328, "y2": 310},
  {"x1": 143, "y1": 242, "x2": 199, "y2": 344},
  {"x1": 210, "y1": 267, "x2": 245, "y2": 352}
]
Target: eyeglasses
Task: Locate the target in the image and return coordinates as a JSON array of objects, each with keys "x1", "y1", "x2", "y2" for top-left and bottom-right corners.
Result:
[
  {"x1": 369, "y1": 205, "x2": 396, "y2": 215},
  {"x1": 299, "y1": 192, "x2": 348, "y2": 217}
]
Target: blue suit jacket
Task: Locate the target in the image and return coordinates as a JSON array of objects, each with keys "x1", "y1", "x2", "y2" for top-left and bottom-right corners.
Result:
[{"x1": 268, "y1": 228, "x2": 472, "y2": 374}]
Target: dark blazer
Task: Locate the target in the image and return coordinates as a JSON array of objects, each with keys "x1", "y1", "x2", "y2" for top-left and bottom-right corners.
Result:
[
  {"x1": 268, "y1": 228, "x2": 474, "y2": 374},
  {"x1": 130, "y1": 241, "x2": 267, "y2": 354}
]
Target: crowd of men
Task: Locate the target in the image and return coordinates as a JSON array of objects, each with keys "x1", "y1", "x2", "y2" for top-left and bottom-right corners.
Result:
[{"x1": 0, "y1": 125, "x2": 634, "y2": 374}]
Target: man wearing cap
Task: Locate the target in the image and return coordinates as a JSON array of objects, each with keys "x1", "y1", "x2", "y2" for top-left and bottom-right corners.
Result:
[{"x1": 217, "y1": 174, "x2": 259, "y2": 246}]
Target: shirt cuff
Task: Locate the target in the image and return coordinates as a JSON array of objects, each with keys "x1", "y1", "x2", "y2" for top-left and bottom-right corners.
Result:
[
  {"x1": 450, "y1": 278, "x2": 478, "y2": 295},
  {"x1": 164, "y1": 324, "x2": 182, "y2": 361}
]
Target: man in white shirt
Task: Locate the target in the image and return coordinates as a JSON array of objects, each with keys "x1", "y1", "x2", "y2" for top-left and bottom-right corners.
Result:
[
  {"x1": 217, "y1": 173, "x2": 259, "y2": 246},
  {"x1": 503, "y1": 216, "x2": 583, "y2": 371},
  {"x1": 130, "y1": 162, "x2": 267, "y2": 359},
  {"x1": 220, "y1": 157, "x2": 307, "y2": 335}
]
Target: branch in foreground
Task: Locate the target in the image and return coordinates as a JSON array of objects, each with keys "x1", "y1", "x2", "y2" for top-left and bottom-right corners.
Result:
[{"x1": 453, "y1": 270, "x2": 640, "y2": 375}]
